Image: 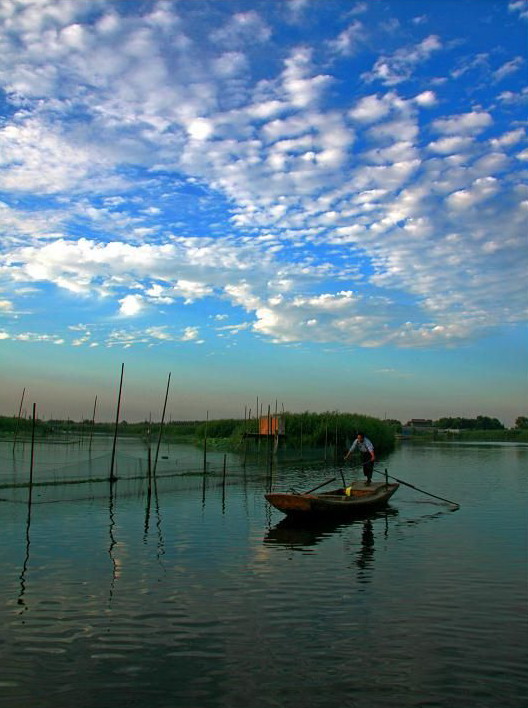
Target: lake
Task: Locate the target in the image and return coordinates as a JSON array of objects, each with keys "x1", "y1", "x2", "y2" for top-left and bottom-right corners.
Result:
[{"x1": 0, "y1": 437, "x2": 526, "y2": 708}]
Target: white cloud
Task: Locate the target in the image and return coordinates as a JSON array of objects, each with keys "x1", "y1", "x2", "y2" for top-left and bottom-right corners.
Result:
[
  {"x1": 497, "y1": 87, "x2": 528, "y2": 104},
  {"x1": 0, "y1": 118, "x2": 112, "y2": 193},
  {"x1": 349, "y1": 94, "x2": 392, "y2": 123},
  {"x1": 432, "y1": 111, "x2": 493, "y2": 135},
  {"x1": 413, "y1": 90, "x2": 437, "y2": 107},
  {"x1": 174, "y1": 280, "x2": 213, "y2": 304},
  {"x1": 493, "y1": 56, "x2": 524, "y2": 81},
  {"x1": 210, "y1": 11, "x2": 271, "y2": 46},
  {"x1": 119, "y1": 294, "x2": 144, "y2": 316},
  {"x1": 508, "y1": 1, "x2": 528, "y2": 20},
  {"x1": 212, "y1": 51, "x2": 248, "y2": 78},
  {"x1": 4, "y1": 331, "x2": 66, "y2": 344},
  {"x1": 350, "y1": 2, "x2": 368, "y2": 14},
  {"x1": 363, "y1": 35, "x2": 442, "y2": 85},
  {"x1": 146, "y1": 326, "x2": 173, "y2": 341},
  {"x1": 181, "y1": 326, "x2": 200, "y2": 341},
  {"x1": 490, "y1": 128, "x2": 525, "y2": 149},
  {"x1": 281, "y1": 47, "x2": 333, "y2": 108},
  {"x1": 327, "y1": 21, "x2": 365, "y2": 57},
  {"x1": 427, "y1": 136, "x2": 474, "y2": 154},
  {"x1": 187, "y1": 118, "x2": 215, "y2": 141}
]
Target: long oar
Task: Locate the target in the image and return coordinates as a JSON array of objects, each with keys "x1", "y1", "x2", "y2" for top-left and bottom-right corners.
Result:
[
  {"x1": 374, "y1": 467, "x2": 460, "y2": 509},
  {"x1": 303, "y1": 477, "x2": 336, "y2": 495}
]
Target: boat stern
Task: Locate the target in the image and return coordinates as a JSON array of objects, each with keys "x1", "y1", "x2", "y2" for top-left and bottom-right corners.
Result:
[{"x1": 265, "y1": 492, "x2": 313, "y2": 514}]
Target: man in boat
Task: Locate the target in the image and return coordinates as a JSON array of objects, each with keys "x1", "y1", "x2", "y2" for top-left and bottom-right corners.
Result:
[{"x1": 344, "y1": 432, "x2": 375, "y2": 485}]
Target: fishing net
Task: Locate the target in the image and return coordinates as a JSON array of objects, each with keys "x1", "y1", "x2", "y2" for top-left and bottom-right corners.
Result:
[{"x1": 0, "y1": 436, "x2": 265, "y2": 505}]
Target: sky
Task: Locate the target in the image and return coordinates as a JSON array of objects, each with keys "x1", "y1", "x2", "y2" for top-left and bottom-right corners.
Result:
[{"x1": 0, "y1": 0, "x2": 527, "y2": 426}]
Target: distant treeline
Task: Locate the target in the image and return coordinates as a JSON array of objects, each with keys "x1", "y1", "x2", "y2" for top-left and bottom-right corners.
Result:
[
  {"x1": 0, "y1": 416, "x2": 200, "y2": 439},
  {"x1": 0, "y1": 412, "x2": 396, "y2": 455},
  {"x1": 432, "y1": 416, "x2": 504, "y2": 430},
  {"x1": 2, "y1": 413, "x2": 526, "y2": 446}
]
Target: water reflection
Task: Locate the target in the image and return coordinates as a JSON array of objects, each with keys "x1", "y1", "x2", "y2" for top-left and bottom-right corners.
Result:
[
  {"x1": 264, "y1": 507, "x2": 398, "y2": 551},
  {"x1": 17, "y1": 481, "x2": 33, "y2": 612},
  {"x1": 152, "y1": 476, "x2": 166, "y2": 565},
  {"x1": 356, "y1": 518, "x2": 374, "y2": 571},
  {"x1": 107, "y1": 480, "x2": 118, "y2": 603},
  {"x1": 264, "y1": 514, "x2": 347, "y2": 549}
]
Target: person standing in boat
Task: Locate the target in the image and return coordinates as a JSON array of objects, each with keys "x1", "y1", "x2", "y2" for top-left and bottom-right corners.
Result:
[{"x1": 344, "y1": 432, "x2": 375, "y2": 485}]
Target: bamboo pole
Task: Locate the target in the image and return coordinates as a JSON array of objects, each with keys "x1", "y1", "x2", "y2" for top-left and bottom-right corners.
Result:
[
  {"x1": 109, "y1": 363, "x2": 124, "y2": 482},
  {"x1": 89, "y1": 395, "x2": 97, "y2": 451},
  {"x1": 12, "y1": 387, "x2": 26, "y2": 453},
  {"x1": 29, "y1": 402, "x2": 36, "y2": 486},
  {"x1": 267, "y1": 404, "x2": 272, "y2": 473},
  {"x1": 153, "y1": 372, "x2": 171, "y2": 476},
  {"x1": 300, "y1": 420, "x2": 304, "y2": 469},
  {"x1": 273, "y1": 399, "x2": 279, "y2": 455},
  {"x1": 243, "y1": 405, "x2": 248, "y2": 467},
  {"x1": 334, "y1": 420, "x2": 338, "y2": 466},
  {"x1": 203, "y1": 410, "x2": 208, "y2": 474}
]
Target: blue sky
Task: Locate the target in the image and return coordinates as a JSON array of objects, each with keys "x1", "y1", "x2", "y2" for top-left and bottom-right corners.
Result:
[{"x1": 0, "y1": 0, "x2": 527, "y2": 425}]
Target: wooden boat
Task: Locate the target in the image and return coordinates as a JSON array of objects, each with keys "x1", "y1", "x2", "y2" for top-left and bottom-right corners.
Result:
[{"x1": 265, "y1": 481, "x2": 399, "y2": 517}]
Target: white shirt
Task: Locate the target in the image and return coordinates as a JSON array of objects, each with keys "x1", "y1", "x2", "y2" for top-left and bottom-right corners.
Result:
[{"x1": 348, "y1": 436, "x2": 374, "y2": 455}]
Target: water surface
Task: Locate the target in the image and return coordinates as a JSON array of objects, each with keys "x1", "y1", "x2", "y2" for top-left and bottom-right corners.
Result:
[{"x1": 1, "y1": 439, "x2": 526, "y2": 708}]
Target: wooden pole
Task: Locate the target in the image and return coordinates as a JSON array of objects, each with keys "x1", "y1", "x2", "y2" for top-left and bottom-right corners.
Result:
[
  {"x1": 153, "y1": 372, "x2": 171, "y2": 476},
  {"x1": 255, "y1": 396, "x2": 262, "y2": 460},
  {"x1": 89, "y1": 395, "x2": 97, "y2": 451},
  {"x1": 13, "y1": 387, "x2": 26, "y2": 453},
  {"x1": 29, "y1": 402, "x2": 36, "y2": 486},
  {"x1": 144, "y1": 442, "x2": 153, "y2": 539},
  {"x1": 109, "y1": 363, "x2": 124, "y2": 482},
  {"x1": 243, "y1": 405, "x2": 248, "y2": 467},
  {"x1": 273, "y1": 399, "x2": 279, "y2": 455},
  {"x1": 203, "y1": 410, "x2": 208, "y2": 475},
  {"x1": 267, "y1": 404, "x2": 272, "y2": 473},
  {"x1": 221, "y1": 453, "x2": 227, "y2": 512},
  {"x1": 300, "y1": 420, "x2": 304, "y2": 469}
]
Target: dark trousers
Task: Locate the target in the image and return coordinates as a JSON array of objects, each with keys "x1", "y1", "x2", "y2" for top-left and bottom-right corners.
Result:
[{"x1": 362, "y1": 452, "x2": 374, "y2": 482}]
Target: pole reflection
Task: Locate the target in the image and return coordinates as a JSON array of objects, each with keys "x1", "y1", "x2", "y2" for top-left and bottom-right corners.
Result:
[
  {"x1": 107, "y1": 479, "x2": 118, "y2": 604},
  {"x1": 17, "y1": 483, "x2": 33, "y2": 612}
]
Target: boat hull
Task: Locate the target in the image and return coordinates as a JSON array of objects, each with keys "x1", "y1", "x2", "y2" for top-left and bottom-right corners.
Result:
[{"x1": 265, "y1": 482, "x2": 399, "y2": 517}]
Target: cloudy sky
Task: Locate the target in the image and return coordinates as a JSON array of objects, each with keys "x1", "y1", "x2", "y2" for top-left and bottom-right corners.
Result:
[{"x1": 0, "y1": 0, "x2": 526, "y2": 425}]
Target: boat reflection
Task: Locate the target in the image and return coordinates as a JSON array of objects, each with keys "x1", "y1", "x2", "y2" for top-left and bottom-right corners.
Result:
[{"x1": 264, "y1": 507, "x2": 398, "y2": 550}]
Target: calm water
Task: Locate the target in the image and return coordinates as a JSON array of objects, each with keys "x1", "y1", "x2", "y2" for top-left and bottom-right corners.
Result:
[{"x1": 0, "y1": 439, "x2": 526, "y2": 708}]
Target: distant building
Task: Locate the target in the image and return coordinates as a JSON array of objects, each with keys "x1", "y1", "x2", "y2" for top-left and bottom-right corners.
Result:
[
  {"x1": 244, "y1": 415, "x2": 285, "y2": 439},
  {"x1": 259, "y1": 416, "x2": 284, "y2": 435},
  {"x1": 405, "y1": 418, "x2": 433, "y2": 428}
]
